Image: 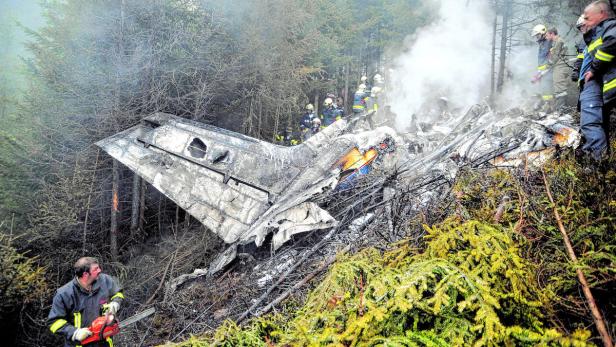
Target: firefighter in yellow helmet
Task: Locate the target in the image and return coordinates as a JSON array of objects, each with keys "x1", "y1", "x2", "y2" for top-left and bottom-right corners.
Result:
[
  {"x1": 300, "y1": 103, "x2": 316, "y2": 141},
  {"x1": 320, "y1": 97, "x2": 338, "y2": 127}
]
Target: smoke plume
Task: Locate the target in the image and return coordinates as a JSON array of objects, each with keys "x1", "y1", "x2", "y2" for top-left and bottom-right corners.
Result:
[{"x1": 388, "y1": 0, "x2": 494, "y2": 129}]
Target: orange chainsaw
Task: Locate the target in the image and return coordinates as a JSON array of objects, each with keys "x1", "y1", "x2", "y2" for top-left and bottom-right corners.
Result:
[{"x1": 81, "y1": 307, "x2": 155, "y2": 345}]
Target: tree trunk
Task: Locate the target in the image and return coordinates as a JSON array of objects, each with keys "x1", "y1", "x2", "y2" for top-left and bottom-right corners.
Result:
[
  {"x1": 82, "y1": 149, "x2": 100, "y2": 253},
  {"x1": 313, "y1": 92, "x2": 319, "y2": 118},
  {"x1": 343, "y1": 62, "x2": 350, "y2": 115},
  {"x1": 496, "y1": 0, "x2": 511, "y2": 93},
  {"x1": 110, "y1": 0, "x2": 125, "y2": 262},
  {"x1": 130, "y1": 174, "x2": 140, "y2": 238},
  {"x1": 139, "y1": 178, "x2": 146, "y2": 233},
  {"x1": 158, "y1": 193, "x2": 162, "y2": 236},
  {"x1": 110, "y1": 159, "x2": 119, "y2": 261},
  {"x1": 490, "y1": 11, "x2": 497, "y2": 100},
  {"x1": 183, "y1": 211, "x2": 190, "y2": 232},
  {"x1": 175, "y1": 205, "x2": 180, "y2": 236}
]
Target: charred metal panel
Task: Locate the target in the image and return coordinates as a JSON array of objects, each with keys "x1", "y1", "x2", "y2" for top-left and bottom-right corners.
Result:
[{"x1": 96, "y1": 112, "x2": 398, "y2": 248}]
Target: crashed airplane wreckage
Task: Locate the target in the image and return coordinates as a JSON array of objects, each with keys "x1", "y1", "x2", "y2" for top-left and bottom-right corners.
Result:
[
  {"x1": 97, "y1": 104, "x2": 582, "y2": 274},
  {"x1": 96, "y1": 112, "x2": 404, "y2": 272}
]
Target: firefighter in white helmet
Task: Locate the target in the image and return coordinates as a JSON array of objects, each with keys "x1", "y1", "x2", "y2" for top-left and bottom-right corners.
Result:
[
  {"x1": 572, "y1": 15, "x2": 587, "y2": 82},
  {"x1": 530, "y1": 24, "x2": 553, "y2": 110},
  {"x1": 366, "y1": 86, "x2": 381, "y2": 113},
  {"x1": 353, "y1": 84, "x2": 368, "y2": 114},
  {"x1": 373, "y1": 73, "x2": 384, "y2": 85},
  {"x1": 531, "y1": 24, "x2": 547, "y2": 40},
  {"x1": 308, "y1": 117, "x2": 321, "y2": 139}
]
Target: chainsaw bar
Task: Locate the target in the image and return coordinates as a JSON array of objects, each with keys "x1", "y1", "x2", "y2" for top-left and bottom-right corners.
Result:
[{"x1": 119, "y1": 307, "x2": 156, "y2": 328}]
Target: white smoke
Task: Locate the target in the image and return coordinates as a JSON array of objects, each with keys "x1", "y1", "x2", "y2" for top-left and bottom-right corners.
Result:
[
  {"x1": 388, "y1": 0, "x2": 493, "y2": 129},
  {"x1": 494, "y1": 44, "x2": 539, "y2": 108}
]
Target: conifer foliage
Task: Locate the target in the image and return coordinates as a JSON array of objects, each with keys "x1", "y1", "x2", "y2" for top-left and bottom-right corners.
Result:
[{"x1": 180, "y1": 220, "x2": 592, "y2": 346}]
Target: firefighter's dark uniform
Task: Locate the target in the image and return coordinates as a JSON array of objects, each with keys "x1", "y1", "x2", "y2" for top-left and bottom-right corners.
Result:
[
  {"x1": 320, "y1": 105, "x2": 339, "y2": 126},
  {"x1": 352, "y1": 90, "x2": 367, "y2": 114},
  {"x1": 572, "y1": 41, "x2": 586, "y2": 83},
  {"x1": 537, "y1": 37, "x2": 554, "y2": 103},
  {"x1": 580, "y1": 18, "x2": 616, "y2": 160},
  {"x1": 48, "y1": 274, "x2": 124, "y2": 347}
]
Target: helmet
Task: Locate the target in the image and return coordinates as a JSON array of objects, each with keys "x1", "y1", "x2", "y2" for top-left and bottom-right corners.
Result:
[
  {"x1": 326, "y1": 92, "x2": 336, "y2": 99},
  {"x1": 358, "y1": 83, "x2": 367, "y2": 91},
  {"x1": 312, "y1": 117, "x2": 321, "y2": 125},
  {"x1": 371, "y1": 86, "x2": 381, "y2": 95},
  {"x1": 438, "y1": 96, "x2": 449, "y2": 103},
  {"x1": 576, "y1": 15, "x2": 585, "y2": 31},
  {"x1": 360, "y1": 75, "x2": 368, "y2": 82},
  {"x1": 373, "y1": 73, "x2": 383, "y2": 83},
  {"x1": 305, "y1": 103, "x2": 314, "y2": 111},
  {"x1": 324, "y1": 97, "x2": 333, "y2": 106},
  {"x1": 531, "y1": 24, "x2": 546, "y2": 38}
]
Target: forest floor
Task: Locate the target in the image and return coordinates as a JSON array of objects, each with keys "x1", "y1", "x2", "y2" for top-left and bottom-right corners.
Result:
[{"x1": 112, "y1": 113, "x2": 616, "y2": 347}]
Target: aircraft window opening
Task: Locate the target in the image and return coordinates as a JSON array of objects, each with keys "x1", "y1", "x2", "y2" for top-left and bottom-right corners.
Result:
[
  {"x1": 188, "y1": 138, "x2": 207, "y2": 158},
  {"x1": 213, "y1": 150, "x2": 229, "y2": 164}
]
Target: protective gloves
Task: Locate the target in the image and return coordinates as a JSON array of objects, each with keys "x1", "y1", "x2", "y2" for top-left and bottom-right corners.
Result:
[
  {"x1": 108, "y1": 301, "x2": 120, "y2": 315},
  {"x1": 72, "y1": 328, "x2": 92, "y2": 342}
]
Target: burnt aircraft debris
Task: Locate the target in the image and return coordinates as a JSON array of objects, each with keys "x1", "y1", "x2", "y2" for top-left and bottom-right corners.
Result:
[
  {"x1": 97, "y1": 103, "x2": 580, "y2": 276},
  {"x1": 96, "y1": 112, "x2": 404, "y2": 255},
  {"x1": 397, "y1": 104, "x2": 580, "y2": 181}
]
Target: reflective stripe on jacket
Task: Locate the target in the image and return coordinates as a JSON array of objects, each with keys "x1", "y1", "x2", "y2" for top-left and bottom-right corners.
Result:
[
  {"x1": 299, "y1": 112, "x2": 315, "y2": 130},
  {"x1": 573, "y1": 41, "x2": 586, "y2": 82},
  {"x1": 352, "y1": 91, "x2": 366, "y2": 112},
  {"x1": 537, "y1": 38, "x2": 552, "y2": 71},
  {"x1": 589, "y1": 18, "x2": 616, "y2": 103}
]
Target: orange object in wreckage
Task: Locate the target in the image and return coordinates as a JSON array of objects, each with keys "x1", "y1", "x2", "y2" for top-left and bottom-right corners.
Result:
[
  {"x1": 335, "y1": 147, "x2": 380, "y2": 188},
  {"x1": 338, "y1": 148, "x2": 378, "y2": 171}
]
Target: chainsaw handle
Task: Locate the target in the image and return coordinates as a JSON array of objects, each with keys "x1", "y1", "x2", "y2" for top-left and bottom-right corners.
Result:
[{"x1": 80, "y1": 315, "x2": 120, "y2": 345}]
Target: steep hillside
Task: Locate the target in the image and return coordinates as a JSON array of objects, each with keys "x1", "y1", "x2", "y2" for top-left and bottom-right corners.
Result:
[{"x1": 161, "y1": 143, "x2": 615, "y2": 346}]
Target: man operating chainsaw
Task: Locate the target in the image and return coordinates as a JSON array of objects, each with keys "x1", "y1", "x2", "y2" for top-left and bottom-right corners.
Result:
[{"x1": 48, "y1": 257, "x2": 124, "y2": 346}]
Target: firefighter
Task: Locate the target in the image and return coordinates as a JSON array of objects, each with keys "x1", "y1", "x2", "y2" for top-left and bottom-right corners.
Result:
[
  {"x1": 366, "y1": 86, "x2": 382, "y2": 113},
  {"x1": 373, "y1": 73, "x2": 385, "y2": 87},
  {"x1": 325, "y1": 93, "x2": 336, "y2": 107},
  {"x1": 531, "y1": 24, "x2": 554, "y2": 109},
  {"x1": 48, "y1": 257, "x2": 124, "y2": 347},
  {"x1": 320, "y1": 97, "x2": 339, "y2": 126},
  {"x1": 573, "y1": 41, "x2": 586, "y2": 82},
  {"x1": 352, "y1": 84, "x2": 368, "y2": 114},
  {"x1": 572, "y1": 16, "x2": 587, "y2": 83},
  {"x1": 580, "y1": 0, "x2": 615, "y2": 161},
  {"x1": 304, "y1": 117, "x2": 321, "y2": 140},
  {"x1": 335, "y1": 96, "x2": 345, "y2": 119},
  {"x1": 359, "y1": 75, "x2": 369, "y2": 91},
  {"x1": 275, "y1": 126, "x2": 298, "y2": 145},
  {"x1": 299, "y1": 103, "x2": 316, "y2": 140},
  {"x1": 545, "y1": 28, "x2": 570, "y2": 109}
]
